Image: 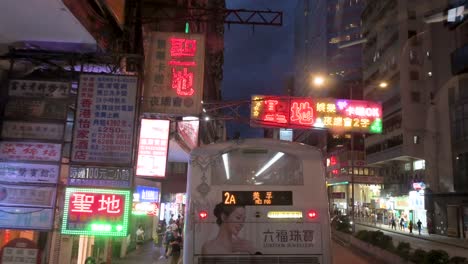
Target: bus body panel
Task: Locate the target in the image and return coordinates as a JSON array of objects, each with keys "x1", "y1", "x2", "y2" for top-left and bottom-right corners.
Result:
[{"x1": 184, "y1": 139, "x2": 331, "y2": 264}]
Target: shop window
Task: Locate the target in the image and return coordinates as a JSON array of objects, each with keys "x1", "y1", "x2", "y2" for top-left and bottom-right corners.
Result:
[{"x1": 364, "y1": 168, "x2": 369, "y2": 175}]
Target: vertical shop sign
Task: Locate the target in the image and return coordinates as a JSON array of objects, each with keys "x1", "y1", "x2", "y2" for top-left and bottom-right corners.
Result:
[
  {"x1": 71, "y1": 74, "x2": 137, "y2": 164},
  {"x1": 136, "y1": 119, "x2": 170, "y2": 178},
  {"x1": 142, "y1": 32, "x2": 205, "y2": 115}
]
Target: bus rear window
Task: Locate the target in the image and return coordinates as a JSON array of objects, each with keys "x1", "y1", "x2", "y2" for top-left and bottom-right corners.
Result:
[{"x1": 210, "y1": 148, "x2": 303, "y2": 185}]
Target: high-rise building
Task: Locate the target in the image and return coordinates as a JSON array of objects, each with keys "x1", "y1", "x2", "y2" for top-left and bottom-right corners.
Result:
[{"x1": 362, "y1": 0, "x2": 468, "y2": 237}]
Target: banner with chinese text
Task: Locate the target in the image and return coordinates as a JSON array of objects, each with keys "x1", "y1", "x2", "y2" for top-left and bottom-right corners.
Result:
[
  {"x1": 8, "y1": 79, "x2": 70, "y2": 98},
  {"x1": 68, "y1": 166, "x2": 132, "y2": 188},
  {"x1": 0, "y1": 162, "x2": 59, "y2": 184},
  {"x1": 0, "y1": 207, "x2": 54, "y2": 230},
  {"x1": 136, "y1": 119, "x2": 170, "y2": 178},
  {"x1": 71, "y1": 74, "x2": 137, "y2": 165},
  {"x1": 0, "y1": 141, "x2": 62, "y2": 162},
  {"x1": 0, "y1": 185, "x2": 56, "y2": 208},
  {"x1": 250, "y1": 95, "x2": 382, "y2": 134},
  {"x1": 2, "y1": 121, "x2": 64, "y2": 141},
  {"x1": 61, "y1": 187, "x2": 131, "y2": 236},
  {"x1": 4, "y1": 98, "x2": 68, "y2": 120},
  {"x1": 142, "y1": 32, "x2": 205, "y2": 115}
]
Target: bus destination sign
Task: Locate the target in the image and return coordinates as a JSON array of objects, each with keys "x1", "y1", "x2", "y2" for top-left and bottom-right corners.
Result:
[{"x1": 222, "y1": 191, "x2": 293, "y2": 206}]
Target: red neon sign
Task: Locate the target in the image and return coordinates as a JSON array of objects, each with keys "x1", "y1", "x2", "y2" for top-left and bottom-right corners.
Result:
[
  {"x1": 250, "y1": 95, "x2": 383, "y2": 133},
  {"x1": 69, "y1": 192, "x2": 124, "y2": 216},
  {"x1": 169, "y1": 37, "x2": 198, "y2": 97}
]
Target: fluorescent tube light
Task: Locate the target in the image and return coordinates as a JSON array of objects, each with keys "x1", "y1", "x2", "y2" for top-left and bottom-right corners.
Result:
[
  {"x1": 222, "y1": 153, "x2": 230, "y2": 180},
  {"x1": 255, "y1": 152, "x2": 284, "y2": 177}
]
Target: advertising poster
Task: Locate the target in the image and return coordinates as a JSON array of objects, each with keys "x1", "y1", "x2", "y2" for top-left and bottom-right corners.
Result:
[
  {"x1": 0, "y1": 162, "x2": 60, "y2": 184},
  {"x1": 1, "y1": 121, "x2": 64, "y2": 141},
  {"x1": 136, "y1": 119, "x2": 170, "y2": 178},
  {"x1": 0, "y1": 142, "x2": 62, "y2": 162},
  {"x1": 0, "y1": 238, "x2": 39, "y2": 264},
  {"x1": 61, "y1": 188, "x2": 131, "y2": 237},
  {"x1": 177, "y1": 118, "x2": 199, "y2": 150},
  {"x1": 71, "y1": 74, "x2": 137, "y2": 164},
  {"x1": 142, "y1": 32, "x2": 205, "y2": 115}
]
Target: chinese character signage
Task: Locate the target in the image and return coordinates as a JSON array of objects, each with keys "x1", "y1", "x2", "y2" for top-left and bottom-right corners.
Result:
[
  {"x1": 0, "y1": 238, "x2": 40, "y2": 264},
  {"x1": 136, "y1": 119, "x2": 170, "y2": 178},
  {"x1": 71, "y1": 74, "x2": 137, "y2": 164},
  {"x1": 222, "y1": 191, "x2": 293, "y2": 206},
  {"x1": 0, "y1": 207, "x2": 54, "y2": 230},
  {"x1": 0, "y1": 162, "x2": 59, "y2": 184},
  {"x1": 2, "y1": 121, "x2": 64, "y2": 141},
  {"x1": 0, "y1": 142, "x2": 62, "y2": 162},
  {"x1": 4, "y1": 98, "x2": 68, "y2": 120},
  {"x1": 68, "y1": 166, "x2": 132, "y2": 188},
  {"x1": 134, "y1": 186, "x2": 160, "y2": 203},
  {"x1": 142, "y1": 32, "x2": 205, "y2": 115},
  {"x1": 8, "y1": 79, "x2": 70, "y2": 98},
  {"x1": 61, "y1": 188, "x2": 131, "y2": 236},
  {"x1": 132, "y1": 202, "x2": 158, "y2": 216},
  {"x1": 250, "y1": 95, "x2": 383, "y2": 134},
  {"x1": 0, "y1": 185, "x2": 56, "y2": 208}
]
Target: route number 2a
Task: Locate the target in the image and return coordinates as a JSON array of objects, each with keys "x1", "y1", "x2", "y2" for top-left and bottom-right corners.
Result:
[{"x1": 224, "y1": 192, "x2": 237, "y2": 205}]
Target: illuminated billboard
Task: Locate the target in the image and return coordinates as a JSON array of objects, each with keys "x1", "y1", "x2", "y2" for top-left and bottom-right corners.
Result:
[
  {"x1": 136, "y1": 119, "x2": 170, "y2": 177},
  {"x1": 61, "y1": 188, "x2": 131, "y2": 237},
  {"x1": 251, "y1": 95, "x2": 382, "y2": 134}
]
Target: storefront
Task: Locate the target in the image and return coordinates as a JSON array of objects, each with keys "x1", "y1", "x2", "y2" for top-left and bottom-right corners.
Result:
[{"x1": 160, "y1": 193, "x2": 186, "y2": 223}]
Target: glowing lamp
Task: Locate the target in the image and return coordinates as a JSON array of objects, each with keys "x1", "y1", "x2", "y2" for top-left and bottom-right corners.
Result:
[
  {"x1": 199, "y1": 211, "x2": 208, "y2": 219},
  {"x1": 307, "y1": 210, "x2": 318, "y2": 219}
]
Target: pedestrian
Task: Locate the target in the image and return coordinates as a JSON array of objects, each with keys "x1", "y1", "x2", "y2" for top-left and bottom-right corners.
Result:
[
  {"x1": 400, "y1": 217, "x2": 405, "y2": 231},
  {"x1": 163, "y1": 226, "x2": 174, "y2": 258},
  {"x1": 408, "y1": 220, "x2": 413, "y2": 234},
  {"x1": 136, "y1": 225, "x2": 145, "y2": 250},
  {"x1": 167, "y1": 230, "x2": 183, "y2": 264},
  {"x1": 391, "y1": 217, "x2": 397, "y2": 230},
  {"x1": 417, "y1": 219, "x2": 422, "y2": 235}
]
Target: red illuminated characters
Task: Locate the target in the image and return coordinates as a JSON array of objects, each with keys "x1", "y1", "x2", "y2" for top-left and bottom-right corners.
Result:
[
  {"x1": 70, "y1": 193, "x2": 123, "y2": 214},
  {"x1": 171, "y1": 68, "x2": 194, "y2": 96},
  {"x1": 263, "y1": 100, "x2": 287, "y2": 124},
  {"x1": 170, "y1": 38, "x2": 197, "y2": 57},
  {"x1": 290, "y1": 101, "x2": 314, "y2": 125}
]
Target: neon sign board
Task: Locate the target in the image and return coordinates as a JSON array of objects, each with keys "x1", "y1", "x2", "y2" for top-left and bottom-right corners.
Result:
[
  {"x1": 251, "y1": 95, "x2": 382, "y2": 134},
  {"x1": 61, "y1": 188, "x2": 131, "y2": 237}
]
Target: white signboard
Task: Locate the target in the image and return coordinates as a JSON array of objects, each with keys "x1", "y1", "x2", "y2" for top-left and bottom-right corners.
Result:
[
  {"x1": 2, "y1": 121, "x2": 64, "y2": 140},
  {"x1": 136, "y1": 119, "x2": 170, "y2": 177},
  {"x1": 71, "y1": 74, "x2": 137, "y2": 164},
  {"x1": 0, "y1": 185, "x2": 56, "y2": 208},
  {"x1": 142, "y1": 32, "x2": 205, "y2": 115},
  {"x1": 0, "y1": 141, "x2": 62, "y2": 162},
  {"x1": 0, "y1": 162, "x2": 59, "y2": 184},
  {"x1": 0, "y1": 207, "x2": 54, "y2": 230},
  {"x1": 8, "y1": 79, "x2": 70, "y2": 98}
]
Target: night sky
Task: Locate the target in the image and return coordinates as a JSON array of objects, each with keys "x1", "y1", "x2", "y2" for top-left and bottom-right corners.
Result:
[{"x1": 222, "y1": 0, "x2": 298, "y2": 138}]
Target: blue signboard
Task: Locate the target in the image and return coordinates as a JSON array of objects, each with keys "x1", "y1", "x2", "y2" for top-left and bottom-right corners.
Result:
[{"x1": 134, "y1": 186, "x2": 160, "y2": 203}]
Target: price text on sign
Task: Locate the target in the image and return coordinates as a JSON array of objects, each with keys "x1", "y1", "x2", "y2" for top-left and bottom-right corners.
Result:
[
  {"x1": 222, "y1": 191, "x2": 293, "y2": 206},
  {"x1": 61, "y1": 188, "x2": 131, "y2": 237},
  {"x1": 250, "y1": 95, "x2": 383, "y2": 134}
]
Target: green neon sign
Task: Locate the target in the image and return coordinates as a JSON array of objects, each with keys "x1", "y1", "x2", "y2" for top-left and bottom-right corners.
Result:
[{"x1": 61, "y1": 188, "x2": 131, "y2": 237}]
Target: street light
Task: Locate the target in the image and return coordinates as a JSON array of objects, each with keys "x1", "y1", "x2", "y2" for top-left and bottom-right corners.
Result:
[
  {"x1": 379, "y1": 82, "x2": 388, "y2": 88},
  {"x1": 312, "y1": 75, "x2": 326, "y2": 87}
]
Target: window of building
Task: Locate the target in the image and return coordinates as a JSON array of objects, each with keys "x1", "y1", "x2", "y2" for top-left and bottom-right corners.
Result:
[
  {"x1": 410, "y1": 71, "x2": 420, "y2": 80},
  {"x1": 411, "y1": 91, "x2": 421, "y2": 102},
  {"x1": 413, "y1": 160, "x2": 425, "y2": 170},
  {"x1": 405, "y1": 163, "x2": 411, "y2": 171},
  {"x1": 414, "y1": 135, "x2": 420, "y2": 144}
]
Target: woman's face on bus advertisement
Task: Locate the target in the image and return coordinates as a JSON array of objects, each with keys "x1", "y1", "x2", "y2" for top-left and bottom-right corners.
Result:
[{"x1": 222, "y1": 207, "x2": 246, "y2": 235}]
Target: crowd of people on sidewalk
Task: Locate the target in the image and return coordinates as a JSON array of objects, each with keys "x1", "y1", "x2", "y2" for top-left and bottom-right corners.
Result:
[
  {"x1": 388, "y1": 216, "x2": 423, "y2": 235},
  {"x1": 155, "y1": 215, "x2": 184, "y2": 264}
]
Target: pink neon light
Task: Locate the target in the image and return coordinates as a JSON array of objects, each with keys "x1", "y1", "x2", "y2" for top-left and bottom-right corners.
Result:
[
  {"x1": 171, "y1": 67, "x2": 194, "y2": 96},
  {"x1": 170, "y1": 38, "x2": 197, "y2": 57},
  {"x1": 290, "y1": 101, "x2": 314, "y2": 125},
  {"x1": 169, "y1": 60, "x2": 196, "y2": 66},
  {"x1": 264, "y1": 100, "x2": 279, "y2": 111}
]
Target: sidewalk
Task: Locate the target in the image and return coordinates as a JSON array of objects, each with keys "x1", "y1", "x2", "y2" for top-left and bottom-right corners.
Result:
[
  {"x1": 112, "y1": 241, "x2": 170, "y2": 264},
  {"x1": 355, "y1": 219, "x2": 468, "y2": 250}
]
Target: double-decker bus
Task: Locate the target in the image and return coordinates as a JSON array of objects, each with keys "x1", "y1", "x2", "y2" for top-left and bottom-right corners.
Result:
[{"x1": 183, "y1": 138, "x2": 331, "y2": 264}]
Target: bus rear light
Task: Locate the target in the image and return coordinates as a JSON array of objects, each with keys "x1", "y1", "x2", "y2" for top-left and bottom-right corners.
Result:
[
  {"x1": 307, "y1": 210, "x2": 318, "y2": 219},
  {"x1": 199, "y1": 211, "x2": 208, "y2": 219}
]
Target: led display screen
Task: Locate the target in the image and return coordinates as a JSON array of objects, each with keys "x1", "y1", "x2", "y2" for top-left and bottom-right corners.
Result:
[
  {"x1": 61, "y1": 188, "x2": 131, "y2": 237},
  {"x1": 222, "y1": 191, "x2": 293, "y2": 206}
]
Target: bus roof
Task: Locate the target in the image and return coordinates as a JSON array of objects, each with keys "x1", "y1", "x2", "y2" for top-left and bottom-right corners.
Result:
[{"x1": 191, "y1": 138, "x2": 323, "y2": 160}]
